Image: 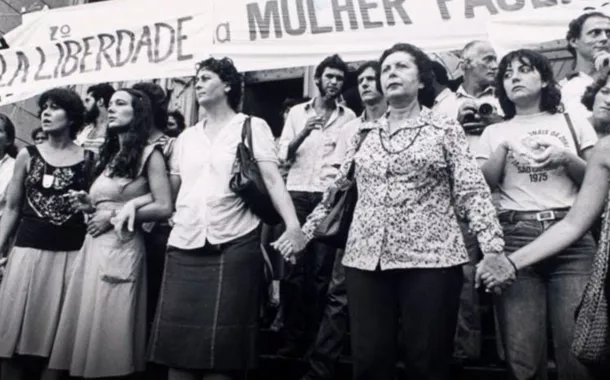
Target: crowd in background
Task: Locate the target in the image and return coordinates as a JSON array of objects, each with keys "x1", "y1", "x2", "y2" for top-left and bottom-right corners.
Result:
[{"x1": 0, "y1": 9, "x2": 610, "y2": 380}]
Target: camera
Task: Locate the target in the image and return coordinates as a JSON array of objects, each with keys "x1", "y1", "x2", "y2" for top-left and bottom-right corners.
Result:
[{"x1": 462, "y1": 103, "x2": 496, "y2": 124}]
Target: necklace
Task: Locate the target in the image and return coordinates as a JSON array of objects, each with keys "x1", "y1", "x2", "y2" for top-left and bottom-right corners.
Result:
[{"x1": 42, "y1": 162, "x2": 55, "y2": 189}]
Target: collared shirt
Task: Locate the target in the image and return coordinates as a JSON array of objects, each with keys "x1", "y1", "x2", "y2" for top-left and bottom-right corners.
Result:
[
  {"x1": 167, "y1": 113, "x2": 278, "y2": 249},
  {"x1": 278, "y1": 98, "x2": 356, "y2": 193},
  {"x1": 75, "y1": 125, "x2": 106, "y2": 155},
  {"x1": 431, "y1": 87, "x2": 460, "y2": 120},
  {"x1": 331, "y1": 111, "x2": 370, "y2": 166},
  {"x1": 302, "y1": 108, "x2": 503, "y2": 271},
  {"x1": 0, "y1": 154, "x2": 15, "y2": 218},
  {"x1": 560, "y1": 72, "x2": 594, "y2": 116}
]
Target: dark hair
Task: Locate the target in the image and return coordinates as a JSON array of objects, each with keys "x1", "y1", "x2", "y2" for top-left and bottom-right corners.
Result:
[
  {"x1": 132, "y1": 82, "x2": 169, "y2": 132},
  {"x1": 566, "y1": 12, "x2": 610, "y2": 58},
  {"x1": 430, "y1": 61, "x2": 450, "y2": 87},
  {"x1": 86, "y1": 83, "x2": 115, "y2": 108},
  {"x1": 314, "y1": 54, "x2": 348, "y2": 79},
  {"x1": 195, "y1": 57, "x2": 243, "y2": 111},
  {"x1": 167, "y1": 110, "x2": 186, "y2": 132},
  {"x1": 97, "y1": 89, "x2": 153, "y2": 179},
  {"x1": 377, "y1": 43, "x2": 435, "y2": 103},
  {"x1": 281, "y1": 97, "x2": 309, "y2": 115},
  {"x1": 356, "y1": 60, "x2": 380, "y2": 79},
  {"x1": 0, "y1": 113, "x2": 17, "y2": 158},
  {"x1": 582, "y1": 68, "x2": 610, "y2": 111},
  {"x1": 37, "y1": 88, "x2": 85, "y2": 139},
  {"x1": 496, "y1": 49, "x2": 562, "y2": 119}
]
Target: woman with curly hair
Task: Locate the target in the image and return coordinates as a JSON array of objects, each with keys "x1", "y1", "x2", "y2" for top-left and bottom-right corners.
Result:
[
  {"x1": 279, "y1": 43, "x2": 503, "y2": 380},
  {"x1": 475, "y1": 49, "x2": 598, "y2": 380},
  {"x1": 148, "y1": 57, "x2": 305, "y2": 380},
  {"x1": 0, "y1": 88, "x2": 91, "y2": 380},
  {"x1": 48, "y1": 88, "x2": 173, "y2": 379}
]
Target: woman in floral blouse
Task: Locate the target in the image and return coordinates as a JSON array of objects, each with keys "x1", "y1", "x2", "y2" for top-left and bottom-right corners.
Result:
[{"x1": 277, "y1": 43, "x2": 504, "y2": 380}]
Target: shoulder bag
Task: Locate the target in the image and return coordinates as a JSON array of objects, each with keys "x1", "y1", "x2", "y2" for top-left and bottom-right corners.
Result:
[
  {"x1": 313, "y1": 130, "x2": 371, "y2": 248},
  {"x1": 230, "y1": 116, "x2": 282, "y2": 225}
]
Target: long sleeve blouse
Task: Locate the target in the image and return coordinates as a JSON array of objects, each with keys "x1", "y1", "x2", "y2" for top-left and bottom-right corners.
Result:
[{"x1": 302, "y1": 108, "x2": 504, "y2": 271}]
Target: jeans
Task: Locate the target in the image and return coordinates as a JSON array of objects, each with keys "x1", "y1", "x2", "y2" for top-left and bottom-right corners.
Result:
[
  {"x1": 454, "y1": 222, "x2": 483, "y2": 359},
  {"x1": 304, "y1": 249, "x2": 348, "y2": 380},
  {"x1": 346, "y1": 265, "x2": 463, "y2": 380},
  {"x1": 281, "y1": 191, "x2": 337, "y2": 352},
  {"x1": 496, "y1": 219, "x2": 596, "y2": 380}
]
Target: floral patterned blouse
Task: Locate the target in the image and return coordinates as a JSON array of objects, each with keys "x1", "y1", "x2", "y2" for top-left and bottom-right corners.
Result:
[{"x1": 302, "y1": 108, "x2": 504, "y2": 271}]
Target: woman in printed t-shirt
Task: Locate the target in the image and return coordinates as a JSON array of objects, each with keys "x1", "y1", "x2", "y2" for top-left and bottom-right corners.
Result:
[{"x1": 476, "y1": 49, "x2": 598, "y2": 380}]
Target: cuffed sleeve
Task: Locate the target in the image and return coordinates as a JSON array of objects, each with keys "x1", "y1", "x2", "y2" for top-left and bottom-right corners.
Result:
[{"x1": 443, "y1": 120, "x2": 504, "y2": 254}]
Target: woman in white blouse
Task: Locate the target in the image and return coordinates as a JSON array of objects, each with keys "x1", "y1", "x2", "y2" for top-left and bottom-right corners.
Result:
[
  {"x1": 147, "y1": 57, "x2": 305, "y2": 380},
  {"x1": 277, "y1": 43, "x2": 504, "y2": 380}
]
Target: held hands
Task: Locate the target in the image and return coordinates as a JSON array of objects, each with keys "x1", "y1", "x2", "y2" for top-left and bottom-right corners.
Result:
[
  {"x1": 475, "y1": 253, "x2": 517, "y2": 294},
  {"x1": 0, "y1": 257, "x2": 6, "y2": 281},
  {"x1": 271, "y1": 225, "x2": 307, "y2": 264}
]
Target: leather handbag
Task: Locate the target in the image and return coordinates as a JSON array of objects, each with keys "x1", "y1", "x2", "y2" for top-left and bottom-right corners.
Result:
[
  {"x1": 313, "y1": 130, "x2": 371, "y2": 248},
  {"x1": 571, "y1": 193, "x2": 610, "y2": 365},
  {"x1": 230, "y1": 116, "x2": 282, "y2": 225}
]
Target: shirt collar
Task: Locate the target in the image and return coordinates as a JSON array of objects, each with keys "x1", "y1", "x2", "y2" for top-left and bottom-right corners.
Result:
[
  {"x1": 433, "y1": 87, "x2": 454, "y2": 105},
  {"x1": 0, "y1": 154, "x2": 10, "y2": 167},
  {"x1": 360, "y1": 107, "x2": 435, "y2": 132},
  {"x1": 565, "y1": 71, "x2": 593, "y2": 82},
  {"x1": 304, "y1": 97, "x2": 346, "y2": 115},
  {"x1": 456, "y1": 85, "x2": 495, "y2": 99}
]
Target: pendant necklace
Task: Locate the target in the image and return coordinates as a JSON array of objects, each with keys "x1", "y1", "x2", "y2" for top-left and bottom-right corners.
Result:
[{"x1": 42, "y1": 162, "x2": 54, "y2": 189}]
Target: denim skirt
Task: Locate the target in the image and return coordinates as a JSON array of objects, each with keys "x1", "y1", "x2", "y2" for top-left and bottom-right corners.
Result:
[{"x1": 148, "y1": 228, "x2": 263, "y2": 370}]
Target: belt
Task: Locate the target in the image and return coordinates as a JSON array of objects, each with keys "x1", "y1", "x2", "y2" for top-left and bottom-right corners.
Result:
[{"x1": 498, "y1": 208, "x2": 570, "y2": 223}]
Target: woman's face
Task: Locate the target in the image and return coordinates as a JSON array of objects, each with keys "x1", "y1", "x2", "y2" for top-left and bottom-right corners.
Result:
[
  {"x1": 34, "y1": 131, "x2": 47, "y2": 144},
  {"x1": 380, "y1": 51, "x2": 423, "y2": 103},
  {"x1": 107, "y1": 91, "x2": 134, "y2": 129},
  {"x1": 195, "y1": 68, "x2": 229, "y2": 107},
  {"x1": 40, "y1": 99, "x2": 70, "y2": 135},
  {"x1": 502, "y1": 57, "x2": 545, "y2": 107},
  {"x1": 166, "y1": 115, "x2": 179, "y2": 131},
  {"x1": 592, "y1": 77, "x2": 610, "y2": 124}
]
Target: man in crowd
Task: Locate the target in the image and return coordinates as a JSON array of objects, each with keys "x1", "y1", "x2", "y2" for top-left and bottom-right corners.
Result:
[
  {"x1": 427, "y1": 60, "x2": 459, "y2": 116},
  {"x1": 299, "y1": 60, "x2": 386, "y2": 380},
  {"x1": 562, "y1": 11, "x2": 610, "y2": 114},
  {"x1": 451, "y1": 40, "x2": 503, "y2": 362},
  {"x1": 75, "y1": 83, "x2": 115, "y2": 154},
  {"x1": 277, "y1": 54, "x2": 356, "y2": 357}
]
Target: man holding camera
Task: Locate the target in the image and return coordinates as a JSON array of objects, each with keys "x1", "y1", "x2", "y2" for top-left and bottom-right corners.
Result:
[{"x1": 562, "y1": 11, "x2": 610, "y2": 115}]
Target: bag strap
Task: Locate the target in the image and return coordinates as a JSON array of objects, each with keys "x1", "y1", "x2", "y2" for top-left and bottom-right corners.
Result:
[
  {"x1": 563, "y1": 113, "x2": 583, "y2": 158},
  {"x1": 240, "y1": 116, "x2": 254, "y2": 156},
  {"x1": 347, "y1": 129, "x2": 372, "y2": 177}
]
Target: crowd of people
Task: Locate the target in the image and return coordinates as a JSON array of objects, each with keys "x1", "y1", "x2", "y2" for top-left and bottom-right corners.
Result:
[{"x1": 0, "y1": 8, "x2": 610, "y2": 380}]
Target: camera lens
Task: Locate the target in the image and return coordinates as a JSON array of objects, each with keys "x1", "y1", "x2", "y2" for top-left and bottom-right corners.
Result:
[
  {"x1": 478, "y1": 103, "x2": 494, "y2": 116},
  {"x1": 462, "y1": 113, "x2": 477, "y2": 124}
]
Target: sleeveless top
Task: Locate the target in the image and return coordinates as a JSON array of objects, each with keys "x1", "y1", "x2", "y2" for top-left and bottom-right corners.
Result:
[{"x1": 15, "y1": 146, "x2": 90, "y2": 251}]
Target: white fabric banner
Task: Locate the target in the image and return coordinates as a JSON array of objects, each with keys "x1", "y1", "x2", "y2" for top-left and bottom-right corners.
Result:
[
  {"x1": 0, "y1": 0, "x2": 587, "y2": 106},
  {"x1": 0, "y1": 0, "x2": 212, "y2": 105}
]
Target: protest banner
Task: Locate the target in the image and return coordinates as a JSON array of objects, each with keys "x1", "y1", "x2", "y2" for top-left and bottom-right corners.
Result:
[
  {"x1": 0, "y1": 0, "x2": 212, "y2": 106},
  {"x1": 0, "y1": 0, "x2": 583, "y2": 105}
]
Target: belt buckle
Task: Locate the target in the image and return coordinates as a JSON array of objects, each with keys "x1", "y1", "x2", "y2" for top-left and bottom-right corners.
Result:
[{"x1": 536, "y1": 211, "x2": 555, "y2": 222}]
